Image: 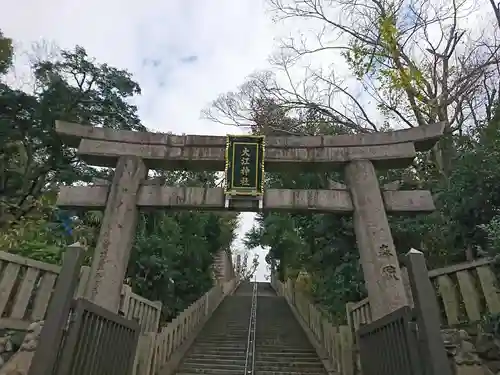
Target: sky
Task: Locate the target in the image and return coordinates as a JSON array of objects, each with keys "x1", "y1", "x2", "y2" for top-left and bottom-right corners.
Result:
[
  {"x1": 1, "y1": 0, "x2": 494, "y2": 281},
  {"x1": 1, "y1": 0, "x2": 287, "y2": 281}
]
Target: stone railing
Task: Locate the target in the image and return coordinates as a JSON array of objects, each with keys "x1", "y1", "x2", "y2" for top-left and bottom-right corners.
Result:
[
  {"x1": 347, "y1": 257, "x2": 500, "y2": 330},
  {"x1": 120, "y1": 285, "x2": 162, "y2": 333},
  {"x1": 213, "y1": 248, "x2": 235, "y2": 282},
  {"x1": 0, "y1": 251, "x2": 162, "y2": 334},
  {"x1": 132, "y1": 277, "x2": 239, "y2": 375},
  {"x1": 271, "y1": 274, "x2": 354, "y2": 375}
]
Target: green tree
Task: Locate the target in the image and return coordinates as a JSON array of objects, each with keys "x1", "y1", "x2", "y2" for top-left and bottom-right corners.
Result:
[
  {"x1": 128, "y1": 210, "x2": 237, "y2": 322},
  {"x1": 0, "y1": 30, "x2": 13, "y2": 74},
  {"x1": 438, "y1": 105, "x2": 500, "y2": 259},
  {"x1": 267, "y1": 0, "x2": 498, "y2": 176},
  {"x1": 1, "y1": 45, "x2": 145, "y2": 230},
  {"x1": 203, "y1": 0, "x2": 500, "y2": 321},
  {"x1": 125, "y1": 170, "x2": 239, "y2": 321},
  {"x1": 1, "y1": 40, "x2": 239, "y2": 324}
]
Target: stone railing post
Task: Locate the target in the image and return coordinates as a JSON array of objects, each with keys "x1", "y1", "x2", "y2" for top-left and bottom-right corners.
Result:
[
  {"x1": 236, "y1": 254, "x2": 241, "y2": 277},
  {"x1": 224, "y1": 250, "x2": 232, "y2": 281},
  {"x1": 205, "y1": 292, "x2": 210, "y2": 315},
  {"x1": 405, "y1": 248, "x2": 452, "y2": 375},
  {"x1": 345, "y1": 159, "x2": 408, "y2": 319},
  {"x1": 85, "y1": 156, "x2": 147, "y2": 312}
]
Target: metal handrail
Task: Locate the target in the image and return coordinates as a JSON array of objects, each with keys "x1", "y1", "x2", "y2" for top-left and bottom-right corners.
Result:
[
  {"x1": 244, "y1": 280, "x2": 258, "y2": 375},
  {"x1": 251, "y1": 279, "x2": 257, "y2": 374}
]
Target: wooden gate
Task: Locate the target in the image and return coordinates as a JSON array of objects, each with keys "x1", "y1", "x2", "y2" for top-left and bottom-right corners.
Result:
[
  {"x1": 356, "y1": 249, "x2": 453, "y2": 375},
  {"x1": 357, "y1": 306, "x2": 421, "y2": 375},
  {"x1": 54, "y1": 298, "x2": 140, "y2": 375},
  {"x1": 27, "y1": 244, "x2": 140, "y2": 375}
]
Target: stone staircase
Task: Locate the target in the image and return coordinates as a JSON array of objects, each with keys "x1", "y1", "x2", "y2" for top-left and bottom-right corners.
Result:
[
  {"x1": 174, "y1": 283, "x2": 252, "y2": 374},
  {"x1": 254, "y1": 283, "x2": 327, "y2": 375},
  {"x1": 174, "y1": 282, "x2": 327, "y2": 375}
]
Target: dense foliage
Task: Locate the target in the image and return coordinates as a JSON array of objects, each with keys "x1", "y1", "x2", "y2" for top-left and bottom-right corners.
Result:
[
  {"x1": 204, "y1": 0, "x2": 500, "y2": 323},
  {"x1": 237, "y1": 105, "x2": 500, "y2": 323},
  {"x1": 0, "y1": 33, "x2": 240, "y2": 321}
]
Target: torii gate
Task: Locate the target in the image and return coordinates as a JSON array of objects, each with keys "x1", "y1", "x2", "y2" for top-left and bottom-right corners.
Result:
[{"x1": 56, "y1": 120, "x2": 444, "y2": 320}]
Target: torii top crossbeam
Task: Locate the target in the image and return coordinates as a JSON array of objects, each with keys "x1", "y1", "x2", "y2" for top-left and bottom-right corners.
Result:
[{"x1": 55, "y1": 121, "x2": 444, "y2": 171}]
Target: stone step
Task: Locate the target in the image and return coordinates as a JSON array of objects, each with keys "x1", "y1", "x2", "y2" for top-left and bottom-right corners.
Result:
[
  {"x1": 189, "y1": 343, "x2": 247, "y2": 349},
  {"x1": 179, "y1": 364, "x2": 324, "y2": 374},
  {"x1": 188, "y1": 348, "x2": 247, "y2": 356},
  {"x1": 174, "y1": 284, "x2": 327, "y2": 375},
  {"x1": 202, "y1": 327, "x2": 248, "y2": 330},
  {"x1": 255, "y1": 352, "x2": 320, "y2": 359},
  {"x1": 177, "y1": 370, "x2": 326, "y2": 375},
  {"x1": 254, "y1": 363, "x2": 326, "y2": 372},
  {"x1": 255, "y1": 339, "x2": 311, "y2": 344},
  {"x1": 190, "y1": 341, "x2": 315, "y2": 349},
  {"x1": 176, "y1": 373, "x2": 326, "y2": 375},
  {"x1": 195, "y1": 335, "x2": 248, "y2": 340},
  {"x1": 191, "y1": 339, "x2": 246, "y2": 345},
  {"x1": 189, "y1": 344, "x2": 247, "y2": 350},
  {"x1": 255, "y1": 339, "x2": 315, "y2": 343},
  {"x1": 206, "y1": 321, "x2": 249, "y2": 324},
  {"x1": 191, "y1": 343, "x2": 315, "y2": 351},
  {"x1": 188, "y1": 350, "x2": 317, "y2": 358},
  {"x1": 255, "y1": 359, "x2": 324, "y2": 366},
  {"x1": 203, "y1": 325, "x2": 249, "y2": 328},
  {"x1": 177, "y1": 363, "x2": 245, "y2": 373},
  {"x1": 199, "y1": 330, "x2": 248, "y2": 333},
  {"x1": 255, "y1": 345, "x2": 317, "y2": 351},
  {"x1": 194, "y1": 342, "x2": 312, "y2": 348},
  {"x1": 182, "y1": 358, "x2": 246, "y2": 366},
  {"x1": 184, "y1": 354, "x2": 246, "y2": 363},
  {"x1": 192, "y1": 342, "x2": 248, "y2": 347},
  {"x1": 195, "y1": 338, "x2": 310, "y2": 344},
  {"x1": 190, "y1": 346, "x2": 247, "y2": 352},
  {"x1": 194, "y1": 335, "x2": 248, "y2": 341},
  {"x1": 185, "y1": 353, "x2": 247, "y2": 360},
  {"x1": 256, "y1": 325, "x2": 304, "y2": 328},
  {"x1": 183, "y1": 357, "x2": 324, "y2": 370}
]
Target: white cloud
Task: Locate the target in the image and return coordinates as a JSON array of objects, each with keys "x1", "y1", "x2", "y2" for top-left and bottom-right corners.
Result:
[{"x1": 1, "y1": 0, "x2": 282, "y2": 281}]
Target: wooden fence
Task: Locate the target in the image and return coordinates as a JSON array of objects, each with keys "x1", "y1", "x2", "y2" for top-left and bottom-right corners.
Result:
[
  {"x1": 0, "y1": 250, "x2": 162, "y2": 333},
  {"x1": 347, "y1": 257, "x2": 500, "y2": 330},
  {"x1": 271, "y1": 275, "x2": 354, "y2": 375},
  {"x1": 132, "y1": 278, "x2": 239, "y2": 375}
]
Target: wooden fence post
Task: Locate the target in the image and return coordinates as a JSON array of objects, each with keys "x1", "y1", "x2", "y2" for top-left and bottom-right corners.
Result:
[
  {"x1": 27, "y1": 242, "x2": 85, "y2": 375},
  {"x1": 405, "y1": 248, "x2": 452, "y2": 375}
]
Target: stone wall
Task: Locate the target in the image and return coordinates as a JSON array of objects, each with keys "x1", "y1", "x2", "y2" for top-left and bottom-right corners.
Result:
[
  {"x1": 0, "y1": 332, "x2": 21, "y2": 368},
  {"x1": 350, "y1": 328, "x2": 500, "y2": 375},
  {"x1": 443, "y1": 328, "x2": 500, "y2": 375},
  {"x1": 0, "y1": 321, "x2": 43, "y2": 375}
]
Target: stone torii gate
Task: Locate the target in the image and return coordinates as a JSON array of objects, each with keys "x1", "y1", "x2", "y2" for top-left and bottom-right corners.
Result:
[{"x1": 55, "y1": 120, "x2": 444, "y2": 320}]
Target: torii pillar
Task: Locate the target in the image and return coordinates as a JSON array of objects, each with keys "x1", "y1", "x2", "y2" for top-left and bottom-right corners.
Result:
[
  {"x1": 86, "y1": 156, "x2": 147, "y2": 312},
  {"x1": 346, "y1": 159, "x2": 408, "y2": 319}
]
